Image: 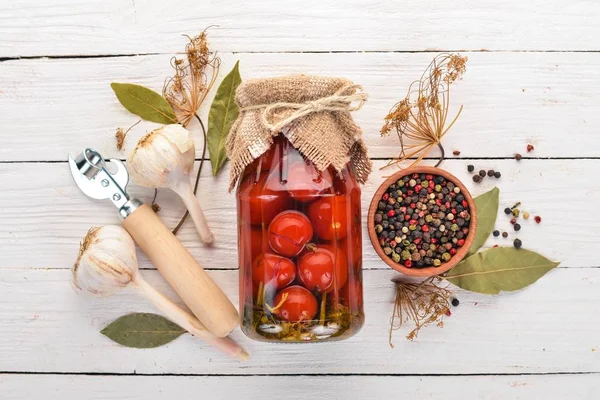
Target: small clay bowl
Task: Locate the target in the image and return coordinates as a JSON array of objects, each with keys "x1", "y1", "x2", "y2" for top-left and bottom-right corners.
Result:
[{"x1": 367, "y1": 166, "x2": 477, "y2": 277}]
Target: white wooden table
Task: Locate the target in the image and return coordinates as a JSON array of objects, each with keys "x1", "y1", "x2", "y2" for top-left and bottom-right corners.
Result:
[{"x1": 1, "y1": 1, "x2": 599, "y2": 399}]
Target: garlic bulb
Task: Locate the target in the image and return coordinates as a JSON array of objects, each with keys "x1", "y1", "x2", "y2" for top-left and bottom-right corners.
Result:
[
  {"x1": 127, "y1": 124, "x2": 215, "y2": 245},
  {"x1": 72, "y1": 225, "x2": 248, "y2": 361}
]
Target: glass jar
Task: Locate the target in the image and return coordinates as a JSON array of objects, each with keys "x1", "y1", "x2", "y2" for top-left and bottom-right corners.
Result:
[{"x1": 236, "y1": 135, "x2": 364, "y2": 342}]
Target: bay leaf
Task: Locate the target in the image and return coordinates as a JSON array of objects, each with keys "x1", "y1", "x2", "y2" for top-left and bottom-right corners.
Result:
[
  {"x1": 467, "y1": 186, "x2": 500, "y2": 257},
  {"x1": 207, "y1": 61, "x2": 242, "y2": 176},
  {"x1": 445, "y1": 247, "x2": 560, "y2": 294},
  {"x1": 101, "y1": 312, "x2": 185, "y2": 348},
  {"x1": 111, "y1": 83, "x2": 178, "y2": 124}
]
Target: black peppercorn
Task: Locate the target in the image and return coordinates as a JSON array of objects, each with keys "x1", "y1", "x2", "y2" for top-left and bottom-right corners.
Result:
[
  {"x1": 487, "y1": 170, "x2": 495, "y2": 177},
  {"x1": 504, "y1": 207, "x2": 511, "y2": 215},
  {"x1": 513, "y1": 238, "x2": 522, "y2": 249},
  {"x1": 493, "y1": 230, "x2": 500, "y2": 237},
  {"x1": 478, "y1": 170, "x2": 486, "y2": 177},
  {"x1": 473, "y1": 175, "x2": 482, "y2": 183},
  {"x1": 514, "y1": 223, "x2": 521, "y2": 231},
  {"x1": 494, "y1": 171, "x2": 501, "y2": 178},
  {"x1": 451, "y1": 298, "x2": 460, "y2": 307},
  {"x1": 467, "y1": 165, "x2": 474, "y2": 172}
]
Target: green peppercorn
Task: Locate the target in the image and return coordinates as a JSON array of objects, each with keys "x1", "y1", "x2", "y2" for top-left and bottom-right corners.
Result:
[
  {"x1": 409, "y1": 224, "x2": 417, "y2": 231},
  {"x1": 392, "y1": 252, "x2": 401, "y2": 263},
  {"x1": 513, "y1": 238, "x2": 522, "y2": 249},
  {"x1": 451, "y1": 224, "x2": 459, "y2": 231},
  {"x1": 435, "y1": 184, "x2": 442, "y2": 192},
  {"x1": 433, "y1": 259, "x2": 442, "y2": 266},
  {"x1": 409, "y1": 243, "x2": 417, "y2": 251},
  {"x1": 383, "y1": 247, "x2": 392, "y2": 255},
  {"x1": 523, "y1": 211, "x2": 530, "y2": 220},
  {"x1": 397, "y1": 180, "x2": 404, "y2": 187},
  {"x1": 409, "y1": 179, "x2": 417, "y2": 187},
  {"x1": 401, "y1": 250, "x2": 412, "y2": 260},
  {"x1": 401, "y1": 226, "x2": 409, "y2": 234},
  {"x1": 395, "y1": 236, "x2": 402, "y2": 243},
  {"x1": 375, "y1": 224, "x2": 383, "y2": 233},
  {"x1": 512, "y1": 209, "x2": 520, "y2": 217},
  {"x1": 442, "y1": 252, "x2": 452, "y2": 262},
  {"x1": 421, "y1": 180, "x2": 429, "y2": 187},
  {"x1": 425, "y1": 215, "x2": 434, "y2": 223},
  {"x1": 402, "y1": 239, "x2": 410, "y2": 247}
]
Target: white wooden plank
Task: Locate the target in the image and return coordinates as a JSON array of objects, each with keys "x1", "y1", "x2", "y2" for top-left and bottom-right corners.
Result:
[
  {"x1": 0, "y1": 267, "x2": 598, "y2": 374},
  {"x1": 1, "y1": 52, "x2": 600, "y2": 161},
  {"x1": 1, "y1": 1, "x2": 599, "y2": 57},
  {"x1": 1, "y1": 374, "x2": 599, "y2": 400},
  {"x1": 0, "y1": 159, "x2": 579, "y2": 270}
]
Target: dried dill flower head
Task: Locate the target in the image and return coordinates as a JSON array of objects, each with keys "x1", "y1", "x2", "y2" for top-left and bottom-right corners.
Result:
[
  {"x1": 381, "y1": 53, "x2": 467, "y2": 169},
  {"x1": 163, "y1": 29, "x2": 221, "y2": 127},
  {"x1": 389, "y1": 276, "x2": 451, "y2": 346}
]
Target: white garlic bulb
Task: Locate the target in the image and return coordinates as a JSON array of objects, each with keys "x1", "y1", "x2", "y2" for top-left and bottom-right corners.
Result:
[
  {"x1": 72, "y1": 225, "x2": 248, "y2": 361},
  {"x1": 127, "y1": 124, "x2": 215, "y2": 245},
  {"x1": 73, "y1": 225, "x2": 137, "y2": 296}
]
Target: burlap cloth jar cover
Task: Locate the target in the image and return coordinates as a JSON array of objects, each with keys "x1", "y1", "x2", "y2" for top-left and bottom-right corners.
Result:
[{"x1": 226, "y1": 75, "x2": 372, "y2": 190}]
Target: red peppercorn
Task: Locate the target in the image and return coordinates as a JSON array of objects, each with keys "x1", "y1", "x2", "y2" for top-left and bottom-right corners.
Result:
[
  {"x1": 405, "y1": 260, "x2": 413, "y2": 268},
  {"x1": 445, "y1": 202, "x2": 451, "y2": 208},
  {"x1": 429, "y1": 181, "x2": 435, "y2": 188},
  {"x1": 462, "y1": 200, "x2": 468, "y2": 208},
  {"x1": 527, "y1": 144, "x2": 534, "y2": 153},
  {"x1": 418, "y1": 211, "x2": 425, "y2": 218},
  {"x1": 387, "y1": 210, "x2": 395, "y2": 217},
  {"x1": 436, "y1": 199, "x2": 442, "y2": 206},
  {"x1": 422, "y1": 225, "x2": 429, "y2": 232},
  {"x1": 407, "y1": 190, "x2": 414, "y2": 196},
  {"x1": 410, "y1": 219, "x2": 418, "y2": 225},
  {"x1": 450, "y1": 248, "x2": 457, "y2": 256},
  {"x1": 493, "y1": 244, "x2": 499, "y2": 248},
  {"x1": 457, "y1": 239, "x2": 465, "y2": 247},
  {"x1": 510, "y1": 218, "x2": 516, "y2": 225},
  {"x1": 414, "y1": 238, "x2": 422, "y2": 245},
  {"x1": 426, "y1": 174, "x2": 433, "y2": 180},
  {"x1": 405, "y1": 215, "x2": 411, "y2": 221},
  {"x1": 382, "y1": 193, "x2": 389, "y2": 201},
  {"x1": 431, "y1": 238, "x2": 438, "y2": 244},
  {"x1": 415, "y1": 184, "x2": 422, "y2": 192},
  {"x1": 412, "y1": 173, "x2": 419, "y2": 179},
  {"x1": 410, "y1": 203, "x2": 416, "y2": 209},
  {"x1": 451, "y1": 208, "x2": 457, "y2": 214},
  {"x1": 533, "y1": 215, "x2": 542, "y2": 223},
  {"x1": 445, "y1": 310, "x2": 452, "y2": 317},
  {"x1": 462, "y1": 228, "x2": 469, "y2": 234}
]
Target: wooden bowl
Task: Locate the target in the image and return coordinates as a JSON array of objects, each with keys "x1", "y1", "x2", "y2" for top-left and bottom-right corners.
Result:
[{"x1": 367, "y1": 166, "x2": 477, "y2": 277}]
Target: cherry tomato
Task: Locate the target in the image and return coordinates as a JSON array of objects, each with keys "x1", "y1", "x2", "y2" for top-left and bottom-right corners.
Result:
[
  {"x1": 238, "y1": 172, "x2": 291, "y2": 225},
  {"x1": 268, "y1": 210, "x2": 314, "y2": 257},
  {"x1": 273, "y1": 285, "x2": 318, "y2": 322},
  {"x1": 319, "y1": 243, "x2": 349, "y2": 291},
  {"x1": 298, "y1": 247, "x2": 335, "y2": 292},
  {"x1": 340, "y1": 279, "x2": 363, "y2": 311},
  {"x1": 252, "y1": 253, "x2": 296, "y2": 289},
  {"x1": 284, "y1": 161, "x2": 333, "y2": 202},
  {"x1": 307, "y1": 196, "x2": 349, "y2": 240}
]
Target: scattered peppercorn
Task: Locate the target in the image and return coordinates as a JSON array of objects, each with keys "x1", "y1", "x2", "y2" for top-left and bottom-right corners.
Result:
[
  {"x1": 487, "y1": 170, "x2": 495, "y2": 177},
  {"x1": 510, "y1": 202, "x2": 521, "y2": 210},
  {"x1": 515, "y1": 153, "x2": 522, "y2": 161},
  {"x1": 510, "y1": 218, "x2": 516, "y2": 225},
  {"x1": 514, "y1": 223, "x2": 521, "y2": 231},
  {"x1": 527, "y1": 144, "x2": 534, "y2": 153},
  {"x1": 453, "y1": 150, "x2": 461, "y2": 156},
  {"x1": 445, "y1": 309, "x2": 452, "y2": 317},
  {"x1": 513, "y1": 238, "x2": 522, "y2": 249},
  {"x1": 534, "y1": 215, "x2": 542, "y2": 224},
  {"x1": 473, "y1": 175, "x2": 482, "y2": 183},
  {"x1": 523, "y1": 212, "x2": 530, "y2": 220},
  {"x1": 493, "y1": 230, "x2": 500, "y2": 237},
  {"x1": 502, "y1": 231, "x2": 508, "y2": 238},
  {"x1": 493, "y1": 244, "x2": 499, "y2": 248},
  {"x1": 504, "y1": 207, "x2": 511, "y2": 215},
  {"x1": 512, "y1": 208, "x2": 520, "y2": 218},
  {"x1": 494, "y1": 171, "x2": 501, "y2": 178},
  {"x1": 467, "y1": 165, "x2": 474, "y2": 172},
  {"x1": 478, "y1": 170, "x2": 486, "y2": 177},
  {"x1": 451, "y1": 298, "x2": 460, "y2": 307}
]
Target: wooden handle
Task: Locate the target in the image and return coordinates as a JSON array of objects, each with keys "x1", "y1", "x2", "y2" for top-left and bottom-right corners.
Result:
[{"x1": 122, "y1": 204, "x2": 239, "y2": 337}]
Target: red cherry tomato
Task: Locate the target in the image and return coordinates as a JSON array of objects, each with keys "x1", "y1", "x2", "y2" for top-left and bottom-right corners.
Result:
[
  {"x1": 284, "y1": 161, "x2": 333, "y2": 202},
  {"x1": 238, "y1": 173, "x2": 291, "y2": 226},
  {"x1": 252, "y1": 253, "x2": 296, "y2": 289},
  {"x1": 268, "y1": 210, "x2": 314, "y2": 257},
  {"x1": 318, "y1": 243, "x2": 349, "y2": 291},
  {"x1": 273, "y1": 285, "x2": 318, "y2": 322},
  {"x1": 340, "y1": 279, "x2": 363, "y2": 311},
  {"x1": 307, "y1": 196, "x2": 349, "y2": 240},
  {"x1": 298, "y1": 247, "x2": 335, "y2": 292}
]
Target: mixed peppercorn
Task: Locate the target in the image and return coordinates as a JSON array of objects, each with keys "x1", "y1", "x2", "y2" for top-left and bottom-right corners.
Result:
[{"x1": 373, "y1": 173, "x2": 471, "y2": 268}]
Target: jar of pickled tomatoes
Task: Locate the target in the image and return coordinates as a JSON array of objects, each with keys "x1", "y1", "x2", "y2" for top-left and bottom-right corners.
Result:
[{"x1": 227, "y1": 75, "x2": 371, "y2": 342}]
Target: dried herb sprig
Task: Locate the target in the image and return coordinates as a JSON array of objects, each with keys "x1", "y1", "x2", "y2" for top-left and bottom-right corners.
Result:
[
  {"x1": 389, "y1": 276, "x2": 451, "y2": 346},
  {"x1": 163, "y1": 29, "x2": 221, "y2": 128},
  {"x1": 381, "y1": 53, "x2": 467, "y2": 169}
]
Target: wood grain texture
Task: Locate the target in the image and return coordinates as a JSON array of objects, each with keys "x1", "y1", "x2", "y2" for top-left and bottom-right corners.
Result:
[
  {"x1": 1, "y1": 0, "x2": 599, "y2": 57},
  {"x1": 0, "y1": 159, "x2": 578, "y2": 270},
  {"x1": 1, "y1": 52, "x2": 600, "y2": 160},
  {"x1": 1, "y1": 374, "x2": 599, "y2": 400},
  {"x1": 0, "y1": 267, "x2": 598, "y2": 374}
]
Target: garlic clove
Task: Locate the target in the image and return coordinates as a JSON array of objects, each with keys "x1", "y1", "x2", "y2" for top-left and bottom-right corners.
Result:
[
  {"x1": 127, "y1": 124, "x2": 195, "y2": 188},
  {"x1": 72, "y1": 225, "x2": 138, "y2": 297}
]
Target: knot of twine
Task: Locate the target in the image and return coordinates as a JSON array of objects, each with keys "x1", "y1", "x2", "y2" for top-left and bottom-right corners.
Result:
[{"x1": 239, "y1": 84, "x2": 367, "y2": 133}]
